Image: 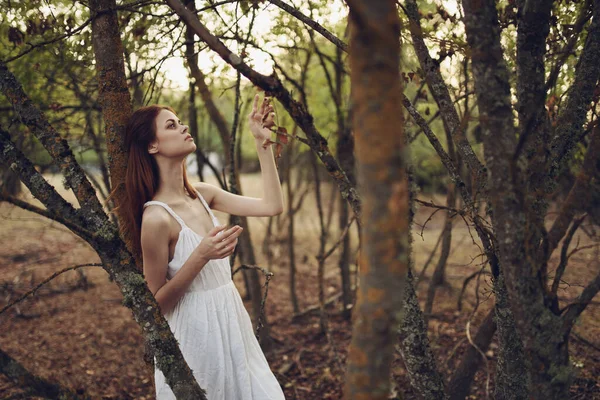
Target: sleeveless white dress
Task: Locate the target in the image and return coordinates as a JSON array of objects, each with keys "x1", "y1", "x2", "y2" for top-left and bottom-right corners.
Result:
[{"x1": 143, "y1": 190, "x2": 285, "y2": 400}]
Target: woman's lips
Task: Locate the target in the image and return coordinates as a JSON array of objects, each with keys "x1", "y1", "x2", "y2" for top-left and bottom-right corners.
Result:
[{"x1": 185, "y1": 135, "x2": 193, "y2": 141}]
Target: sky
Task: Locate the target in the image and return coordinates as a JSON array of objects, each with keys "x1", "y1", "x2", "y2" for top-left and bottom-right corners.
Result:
[
  {"x1": 161, "y1": 0, "x2": 460, "y2": 92},
  {"x1": 160, "y1": 0, "x2": 345, "y2": 92}
]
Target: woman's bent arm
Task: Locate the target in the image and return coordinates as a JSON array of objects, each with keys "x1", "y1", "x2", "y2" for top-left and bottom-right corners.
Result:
[
  {"x1": 152, "y1": 254, "x2": 208, "y2": 315},
  {"x1": 141, "y1": 209, "x2": 208, "y2": 315}
]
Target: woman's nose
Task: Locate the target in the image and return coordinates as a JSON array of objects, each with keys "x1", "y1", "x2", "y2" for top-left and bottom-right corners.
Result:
[{"x1": 182, "y1": 124, "x2": 189, "y2": 134}]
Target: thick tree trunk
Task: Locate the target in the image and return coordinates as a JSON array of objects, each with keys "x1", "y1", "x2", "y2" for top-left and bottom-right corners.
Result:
[
  {"x1": 461, "y1": 0, "x2": 597, "y2": 396},
  {"x1": 493, "y1": 274, "x2": 529, "y2": 400},
  {"x1": 89, "y1": 0, "x2": 208, "y2": 396},
  {"x1": 89, "y1": 0, "x2": 136, "y2": 260},
  {"x1": 343, "y1": 1, "x2": 409, "y2": 398}
]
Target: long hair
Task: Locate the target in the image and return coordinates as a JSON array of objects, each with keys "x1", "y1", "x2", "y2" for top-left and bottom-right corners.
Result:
[{"x1": 106, "y1": 105, "x2": 198, "y2": 267}]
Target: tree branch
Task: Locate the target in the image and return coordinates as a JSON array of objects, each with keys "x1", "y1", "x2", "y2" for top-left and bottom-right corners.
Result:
[
  {"x1": 0, "y1": 62, "x2": 109, "y2": 232},
  {"x1": 0, "y1": 191, "x2": 96, "y2": 240},
  {"x1": 0, "y1": 128, "x2": 93, "y2": 241},
  {"x1": 166, "y1": 0, "x2": 362, "y2": 222},
  {"x1": 266, "y1": 0, "x2": 348, "y2": 52},
  {"x1": 549, "y1": 0, "x2": 600, "y2": 174},
  {"x1": 404, "y1": 0, "x2": 487, "y2": 197},
  {"x1": 0, "y1": 346, "x2": 86, "y2": 399}
]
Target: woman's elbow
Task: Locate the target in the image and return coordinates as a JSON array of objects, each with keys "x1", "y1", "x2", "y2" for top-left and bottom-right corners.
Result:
[{"x1": 271, "y1": 206, "x2": 284, "y2": 216}]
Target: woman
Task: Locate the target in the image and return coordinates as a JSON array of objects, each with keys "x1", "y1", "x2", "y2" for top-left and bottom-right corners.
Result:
[{"x1": 119, "y1": 93, "x2": 286, "y2": 399}]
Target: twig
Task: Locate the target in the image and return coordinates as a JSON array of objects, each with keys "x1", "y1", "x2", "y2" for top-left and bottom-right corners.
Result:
[
  {"x1": 316, "y1": 214, "x2": 357, "y2": 262},
  {"x1": 232, "y1": 264, "x2": 274, "y2": 339},
  {"x1": 0, "y1": 263, "x2": 103, "y2": 316}
]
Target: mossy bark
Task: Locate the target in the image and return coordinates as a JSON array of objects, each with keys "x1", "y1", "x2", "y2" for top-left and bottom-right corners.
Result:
[{"x1": 343, "y1": 1, "x2": 409, "y2": 398}]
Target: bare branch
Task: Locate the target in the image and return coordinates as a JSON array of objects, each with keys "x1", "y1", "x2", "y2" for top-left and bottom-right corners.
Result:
[
  {"x1": 404, "y1": 0, "x2": 487, "y2": 196},
  {"x1": 0, "y1": 128, "x2": 93, "y2": 241},
  {"x1": 0, "y1": 62, "x2": 109, "y2": 232},
  {"x1": 562, "y1": 264, "x2": 600, "y2": 327},
  {"x1": 0, "y1": 263, "x2": 102, "y2": 317},
  {"x1": 0, "y1": 191, "x2": 95, "y2": 240},
  {"x1": 266, "y1": 0, "x2": 348, "y2": 52}
]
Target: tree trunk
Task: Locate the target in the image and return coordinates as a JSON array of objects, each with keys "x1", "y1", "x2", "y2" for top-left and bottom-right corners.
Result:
[
  {"x1": 423, "y1": 183, "x2": 455, "y2": 325},
  {"x1": 286, "y1": 138, "x2": 300, "y2": 314},
  {"x1": 398, "y1": 271, "x2": 448, "y2": 399},
  {"x1": 89, "y1": 0, "x2": 207, "y2": 396},
  {"x1": 343, "y1": 1, "x2": 409, "y2": 398},
  {"x1": 336, "y1": 107, "x2": 355, "y2": 321},
  {"x1": 447, "y1": 308, "x2": 496, "y2": 400}
]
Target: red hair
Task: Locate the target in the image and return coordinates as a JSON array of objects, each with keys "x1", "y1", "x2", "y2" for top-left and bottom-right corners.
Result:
[{"x1": 106, "y1": 105, "x2": 197, "y2": 267}]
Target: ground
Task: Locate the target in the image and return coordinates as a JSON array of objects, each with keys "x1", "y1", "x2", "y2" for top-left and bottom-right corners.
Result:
[{"x1": 0, "y1": 173, "x2": 599, "y2": 399}]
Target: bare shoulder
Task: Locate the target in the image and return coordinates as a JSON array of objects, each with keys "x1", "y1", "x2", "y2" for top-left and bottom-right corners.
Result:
[
  {"x1": 192, "y1": 181, "x2": 217, "y2": 207},
  {"x1": 140, "y1": 206, "x2": 172, "y2": 295},
  {"x1": 141, "y1": 205, "x2": 172, "y2": 239}
]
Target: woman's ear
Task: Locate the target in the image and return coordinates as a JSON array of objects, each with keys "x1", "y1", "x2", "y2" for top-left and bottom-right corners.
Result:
[{"x1": 148, "y1": 140, "x2": 158, "y2": 154}]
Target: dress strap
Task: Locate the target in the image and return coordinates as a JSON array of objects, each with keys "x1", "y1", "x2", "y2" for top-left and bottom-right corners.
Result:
[
  {"x1": 143, "y1": 201, "x2": 187, "y2": 230},
  {"x1": 195, "y1": 189, "x2": 219, "y2": 227}
]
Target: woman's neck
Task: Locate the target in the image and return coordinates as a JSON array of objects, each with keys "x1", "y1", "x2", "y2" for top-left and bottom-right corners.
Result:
[{"x1": 154, "y1": 157, "x2": 189, "y2": 201}]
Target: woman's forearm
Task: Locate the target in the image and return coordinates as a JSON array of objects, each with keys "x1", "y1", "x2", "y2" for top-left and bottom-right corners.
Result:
[
  {"x1": 255, "y1": 137, "x2": 284, "y2": 213},
  {"x1": 154, "y1": 254, "x2": 209, "y2": 315}
]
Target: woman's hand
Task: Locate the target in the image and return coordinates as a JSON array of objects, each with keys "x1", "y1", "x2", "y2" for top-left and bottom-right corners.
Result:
[
  {"x1": 193, "y1": 225, "x2": 243, "y2": 262},
  {"x1": 248, "y1": 92, "x2": 276, "y2": 142}
]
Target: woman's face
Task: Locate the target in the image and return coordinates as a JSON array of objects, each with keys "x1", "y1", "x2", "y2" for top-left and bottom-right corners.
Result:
[{"x1": 148, "y1": 109, "x2": 195, "y2": 158}]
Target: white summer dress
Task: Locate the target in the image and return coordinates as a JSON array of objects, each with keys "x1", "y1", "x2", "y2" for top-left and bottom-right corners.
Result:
[{"x1": 143, "y1": 190, "x2": 285, "y2": 400}]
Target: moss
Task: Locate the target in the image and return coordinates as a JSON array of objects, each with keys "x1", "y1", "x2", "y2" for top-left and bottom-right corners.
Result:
[
  {"x1": 548, "y1": 363, "x2": 573, "y2": 386},
  {"x1": 120, "y1": 270, "x2": 147, "y2": 308},
  {"x1": 155, "y1": 353, "x2": 176, "y2": 372},
  {"x1": 94, "y1": 222, "x2": 117, "y2": 241}
]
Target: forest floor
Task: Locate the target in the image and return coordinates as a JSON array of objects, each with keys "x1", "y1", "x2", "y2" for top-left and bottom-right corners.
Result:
[{"x1": 1, "y1": 172, "x2": 599, "y2": 399}]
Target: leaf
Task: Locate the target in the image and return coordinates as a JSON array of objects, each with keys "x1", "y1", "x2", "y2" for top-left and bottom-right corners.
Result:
[
  {"x1": 276, "y1": 127, "x2": 289, "y2": 144},
  {"x1": 8, "y1": 27, "x2": 25, "y2": 46}
]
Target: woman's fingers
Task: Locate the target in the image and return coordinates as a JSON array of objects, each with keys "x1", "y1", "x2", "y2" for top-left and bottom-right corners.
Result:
[
  {"x1": 219, "y1": 241, "x2": 237, "y2": 257},
  {"x1": 223, "y1": 225, "x2": 242, "y2": 239},
  {"x1": 218, "y1": 235, "x2": 239, "y2": 250}
]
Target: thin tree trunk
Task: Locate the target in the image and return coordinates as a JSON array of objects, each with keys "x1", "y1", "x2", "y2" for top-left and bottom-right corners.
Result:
[
  {"x1": 311, "y1": 150, "x2": 328, "y2": 334},
  {"x1": 0, "y1": 346, "x2": 85, "y2": 399},
  {"x1": 397, "y1": 168, "x2": 448, "y2": 400},
  {"x1": 286, "y1": 136, "x2": 300, "y2": 314},
  {"x1": 447, "y1": 308, "x2": 496, "y2": 400},
  {"x1": 336, "y1": 103, "x2": 355, "y2": 321},
  {"x1": 423, "y1": 183, "x2": 455, "y2": 325},
  {"x1": 182, "y1": 3, "x2": 270, "y2": 346}
]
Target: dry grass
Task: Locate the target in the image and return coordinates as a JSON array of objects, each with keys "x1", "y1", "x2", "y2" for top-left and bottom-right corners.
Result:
[{"x1": 0, "y1": 172, "x2": 598, "y2": 399}]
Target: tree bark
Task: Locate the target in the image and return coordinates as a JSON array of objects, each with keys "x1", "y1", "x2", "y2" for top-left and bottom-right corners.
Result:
[
  {"x1": 398, "y1": 271, "x2": 448, "y2": 399},
  {"x1": 343, "y1": 1, "x2": 409, "y2": 398},
  {"x1": 461, "y1": 0, "x2": 582, "y2": 396}
]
